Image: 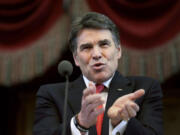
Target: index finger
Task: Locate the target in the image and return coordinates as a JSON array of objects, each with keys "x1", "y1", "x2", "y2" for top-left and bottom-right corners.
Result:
[
  {"x1": 128, "y1": 89, "x2": 145, "y2": 101},
  {"x1": 82, "y1": 82, "x2": 96, "y2": 99}
]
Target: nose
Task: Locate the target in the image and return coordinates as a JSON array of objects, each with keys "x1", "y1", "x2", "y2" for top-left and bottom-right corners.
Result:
[{"x1": 92, "y1": 46, "x2": 102, "y2": 60}]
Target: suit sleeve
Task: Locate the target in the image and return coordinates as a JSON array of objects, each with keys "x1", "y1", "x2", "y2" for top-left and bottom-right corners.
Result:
[
  {"x1": 124, "y1": 79, "x2": 163, "y2": 135},
  {"x1": 33, "y1": 85, "x2": 72, "y2": 135}
]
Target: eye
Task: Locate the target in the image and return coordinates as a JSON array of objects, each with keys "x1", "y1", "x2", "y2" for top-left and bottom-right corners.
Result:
[
  {"x1": 83, "y1": 46, "x2": 91, "y2": 50},
  {"x1": 101, "y1": 42, "x2": 108, "y2": 46},
  {"x1": 98, "y1": 39, "x2": 111, "y2": 48},
  {"x1": 80, "y1": 44, "x2": 92, "y2": 51},
  {"x1": 100, "y1": 41, "x2": 110, "y2": 48}
]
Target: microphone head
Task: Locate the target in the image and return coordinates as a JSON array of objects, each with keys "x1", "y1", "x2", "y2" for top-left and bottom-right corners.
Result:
[{"x1": 58, "y1": 60, "x2": 73, "y2": 77}]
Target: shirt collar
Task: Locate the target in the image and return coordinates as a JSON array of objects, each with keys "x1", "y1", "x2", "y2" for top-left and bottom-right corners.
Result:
[{"x1": 82, "y1": 74, "x2": 114, "y2": 88}]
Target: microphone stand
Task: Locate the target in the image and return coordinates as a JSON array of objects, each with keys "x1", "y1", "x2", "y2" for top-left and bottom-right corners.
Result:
[{"x1": 62, "y1": 75, "x2": 69, "y2": 135}]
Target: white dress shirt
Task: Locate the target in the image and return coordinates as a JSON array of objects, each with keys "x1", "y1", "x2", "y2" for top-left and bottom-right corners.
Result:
[{"x1": 70, "y1": 75, "x2": 128, "y2": 135}]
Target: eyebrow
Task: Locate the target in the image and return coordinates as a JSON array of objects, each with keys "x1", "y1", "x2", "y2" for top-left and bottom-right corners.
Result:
[
  {"x1": 79, "y1": 43, "x2": 92, "y2": 50},
  {"x1": 79, "y1": 39, "x2": 111, "y2": 50},
  {"x1": 98, "y1": 39, "x2": 111, "y2": 45}
]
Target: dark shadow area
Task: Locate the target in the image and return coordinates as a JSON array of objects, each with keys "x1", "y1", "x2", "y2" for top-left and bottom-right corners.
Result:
[
  {"x1": 161, "y1": 72, "x2": 180, "y2": 135},
  {"x1": 162, "y1": 72, "x2": 180, "y2": 97}
]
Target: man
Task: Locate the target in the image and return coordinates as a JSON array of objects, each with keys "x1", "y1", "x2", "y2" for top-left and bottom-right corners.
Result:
[{"x1": 33, "y1": 12, "x2": 163, "y2": 135}]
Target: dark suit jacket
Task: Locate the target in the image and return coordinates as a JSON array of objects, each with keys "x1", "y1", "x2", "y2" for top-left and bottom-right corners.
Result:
[{"x1": 33, "y1": 71, "x2": 163, "y2": 135}]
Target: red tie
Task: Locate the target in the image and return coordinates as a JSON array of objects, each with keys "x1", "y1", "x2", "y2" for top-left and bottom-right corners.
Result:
[{"x1": 96, "y1": 84, "x2": 104, "y2": 135}]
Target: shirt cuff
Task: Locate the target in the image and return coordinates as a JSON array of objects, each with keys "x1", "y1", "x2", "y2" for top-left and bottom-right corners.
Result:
[
  {"x1": 70, "y1": 116, "x2": 89, "y2": 135},
  {"x1": 109, "y1": 120, "x2": 128, "y2": 135}
]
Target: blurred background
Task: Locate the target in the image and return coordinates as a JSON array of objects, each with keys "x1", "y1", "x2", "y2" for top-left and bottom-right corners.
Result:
[{"x1": 3, "y1": 0, "x2": 180, "y2": 135}]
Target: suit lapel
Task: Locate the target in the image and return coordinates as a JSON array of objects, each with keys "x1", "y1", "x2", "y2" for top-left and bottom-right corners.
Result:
[
  {"x1": 106, "y1": 72, "x2": 135, "y2": 109},
  {"x1": 68, "y1": 75, "x2": 86, "y2": 115},
  {"x1": 101, "y1": 72, "x2": 135, "y2": 134}
]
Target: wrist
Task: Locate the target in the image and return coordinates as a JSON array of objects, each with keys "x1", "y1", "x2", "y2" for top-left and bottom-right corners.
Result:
[
  {"x1": 111, "y1": 119, "x2": 122, "y2": 127},
  {"x1": 74, "y1": 114, "x2": 89, "y2": 132}
]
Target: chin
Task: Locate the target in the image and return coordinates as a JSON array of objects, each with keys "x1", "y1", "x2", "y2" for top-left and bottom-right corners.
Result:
[
  {"x1": 94, "y1": 74, "x2": 110, "y2": 83},
  {"x1": 88, "y1": 70, "x2": 112, "y2": 82}
]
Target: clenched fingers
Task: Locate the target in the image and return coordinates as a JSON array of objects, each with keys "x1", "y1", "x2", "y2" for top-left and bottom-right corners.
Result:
[
  {"x1": 84, "y1": 97, "x2": 105, "y2": 115},
  {"x1": 126, "y1": 104, "x2": 137, "y2": 118},
  {"x1": 82, "y1": 94, "x2": 103, "y2": 107}
]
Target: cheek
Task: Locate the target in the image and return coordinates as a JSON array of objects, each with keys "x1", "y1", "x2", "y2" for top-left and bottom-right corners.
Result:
[
  {"x1": 102, "y1": 50, "x2": 116, "y2": 60},
  {"x1": 87, "y1": 54, "x2": 92, "y2": 63},
  {"x1": 102, "y1": 50, "x2": 109, "y2": 59},
  {"x1": 103, "y1": 51, "x2": 119, "y2": 69},
  {"x1": 79, "y1": 53, "x2": 91, "y2": 65}
]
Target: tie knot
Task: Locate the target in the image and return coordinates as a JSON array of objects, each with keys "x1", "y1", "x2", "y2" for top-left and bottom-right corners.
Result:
[{"x1": 96, "y1": 84, "x2": 104, "y2": 93}]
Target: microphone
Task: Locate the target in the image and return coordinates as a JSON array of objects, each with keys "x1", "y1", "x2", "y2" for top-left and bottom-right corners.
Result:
[
  {"x1": 58, "y1": 60, "x2": 73, "y2": 77},
  {"x1": 58, "y1": 60, "x2": 73, "y2": 135}
]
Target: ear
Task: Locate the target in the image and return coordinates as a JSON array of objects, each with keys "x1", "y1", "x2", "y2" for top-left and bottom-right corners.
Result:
[
  {"x1": 73, "y1": 54, "x2": 80, "y2": 67},
  {"x1": 117, "y1": 45, "x2": 122, "y2": 59}
]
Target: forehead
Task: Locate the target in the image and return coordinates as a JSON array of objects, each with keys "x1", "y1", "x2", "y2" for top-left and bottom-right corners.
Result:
[{"x1": 76, "y1": 28, "x2": 113, "y2": 45}]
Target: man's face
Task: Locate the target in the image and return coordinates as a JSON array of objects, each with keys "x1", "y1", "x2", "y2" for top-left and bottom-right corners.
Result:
[{"x1": 73, "y1": 28, "x2": 121, "y2": 83}]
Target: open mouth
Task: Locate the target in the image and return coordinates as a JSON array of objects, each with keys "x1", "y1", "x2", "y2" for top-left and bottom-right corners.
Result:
[{"x1": 92, "y1": 63, "x2": 105, "y2": 70}]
